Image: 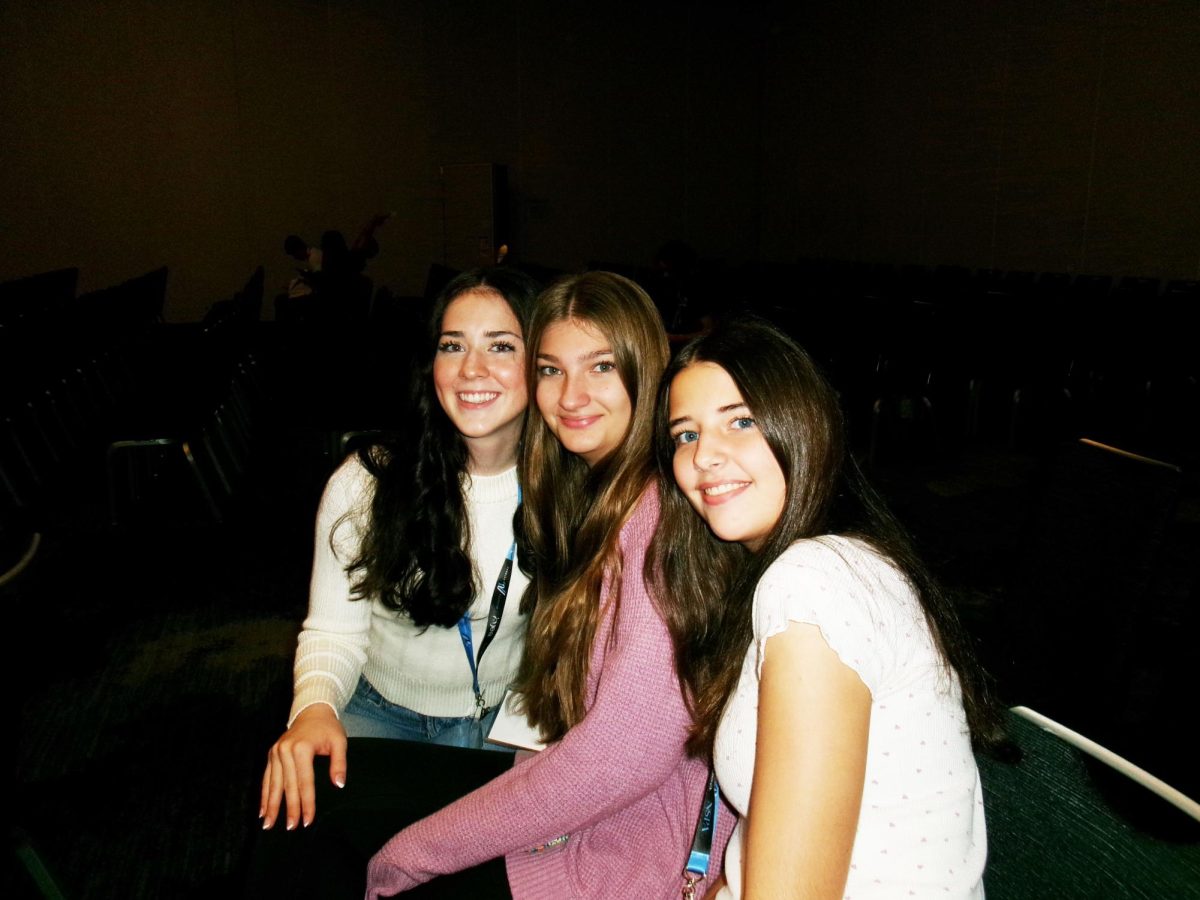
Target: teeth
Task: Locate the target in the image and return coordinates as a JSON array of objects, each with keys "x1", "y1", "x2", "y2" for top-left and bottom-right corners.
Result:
[
  {"x1": 460, "y1": 392, "x2": 498, "y2": 403},
  {"x1": 703, "y1": 482, "x2": 746, "y2": 496}
]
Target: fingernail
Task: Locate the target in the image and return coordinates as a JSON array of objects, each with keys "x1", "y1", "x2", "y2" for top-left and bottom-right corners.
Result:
[
  {"x1": 262, "y1": 818, "x2": 272, "y2": 830},
  {"x1": 304, "y1": 816, "x2": 312, "y2": 828},
  {"x1": 258, "y1": 806, "x2": 264, "y2": 819},
  {"x1": 286, "y1": 819, "x2": 296, "y2": 831},
  {"x1": 335, "y1": 776, "x2": 345, "y2": 788}
]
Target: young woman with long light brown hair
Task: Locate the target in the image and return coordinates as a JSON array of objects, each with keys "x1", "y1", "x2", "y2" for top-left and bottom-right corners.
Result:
[{"x1": 362, "y1": 271, "x2": 735, "y2": 899}]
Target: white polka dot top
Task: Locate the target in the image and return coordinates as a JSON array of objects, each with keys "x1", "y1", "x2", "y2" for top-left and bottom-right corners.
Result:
[{"x1": 713, "y1": 536, "x2": 986, "y2": 899}]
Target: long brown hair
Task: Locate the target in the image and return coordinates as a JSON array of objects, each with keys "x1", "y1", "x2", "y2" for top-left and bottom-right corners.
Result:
[
  {"x1": 648, "y1": 317, "x2": 1005, "y2": 756},
  {"x1": 514, "y1": 272, "x2": 670, "y2": 740}
]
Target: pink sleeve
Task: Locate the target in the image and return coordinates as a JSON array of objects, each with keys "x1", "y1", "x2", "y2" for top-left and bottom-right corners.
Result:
[{"x1": 367, "y1": 491, "x2": 695, "y2": 893}]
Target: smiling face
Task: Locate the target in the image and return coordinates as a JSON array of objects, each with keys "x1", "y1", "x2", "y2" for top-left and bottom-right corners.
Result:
[
  {"x1": 668, "y1": 361, "x2": 787, "y2": 551},
  {"x1": 535, "y1": 317, "x2": 633, "y2": 467},
  {"x1": 432, "y1": 288, "x2": 527, "y2": 471}
]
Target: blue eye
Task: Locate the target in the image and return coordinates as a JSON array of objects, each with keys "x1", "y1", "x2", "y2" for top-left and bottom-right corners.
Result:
[
  {"x1": 594, "y1": 361, "x2": 617, "y2": 374},
  {"x1": 731, "y1": 416, "x2": 756, "y2": 431},
  {"x1": 672, "y1": 430, "x2": 698, "y2": 446}
]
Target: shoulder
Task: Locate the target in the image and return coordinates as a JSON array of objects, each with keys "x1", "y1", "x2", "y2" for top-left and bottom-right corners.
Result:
[
  {"x1": 759, "y1": 535, "x2": 903, "y2": 595},
  {"x1": 326, "y1": 452, "x2": 377, "y2": 500},
  {"x1": 318, "y1": 452, "x2": 380, "y2": 528},
  {"x1": 752, "y1": 536, "x2": 912, "y2": 685}
]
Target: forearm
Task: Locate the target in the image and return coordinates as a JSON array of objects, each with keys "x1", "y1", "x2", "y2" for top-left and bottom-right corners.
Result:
[
  {"x1": 371, "y1": 602, "x2": 694, "y2": 884},
  {"x1": 289, "y1": 630, "x2": 369, "y2": 724},
  {"x1": 291, "y1": 456, "x2": 373, "y2": 723}
]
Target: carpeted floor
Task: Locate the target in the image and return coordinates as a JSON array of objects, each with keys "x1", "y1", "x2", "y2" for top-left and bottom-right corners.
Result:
[{"x1": 7, "y1": 412, "x2": 324, "y2": 899}]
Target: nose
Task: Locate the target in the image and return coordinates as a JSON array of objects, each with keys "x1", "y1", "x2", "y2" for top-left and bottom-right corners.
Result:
[
  {"x1": 559, "y1": 372, "x2": 589, "y2": 410},
  {"x1": 461, "y1": 346, "x2": 488, "y2": 378},
  {"x1": 692, "y1": 431, "x2": 726, "y2": 470}
]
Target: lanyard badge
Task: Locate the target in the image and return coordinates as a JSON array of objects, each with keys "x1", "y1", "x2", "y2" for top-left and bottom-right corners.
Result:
[
  {"x1": 458, "y1": 489, "x2": 521, "y2": 719},
  {"x1": 683, "y1": 769, "x2": 720, "y2": 899}
]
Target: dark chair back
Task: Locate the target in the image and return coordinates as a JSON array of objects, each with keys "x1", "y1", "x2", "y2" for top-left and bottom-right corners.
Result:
[{"x1": 996, "y1": 439, "x2": 1183, "y2": 742}]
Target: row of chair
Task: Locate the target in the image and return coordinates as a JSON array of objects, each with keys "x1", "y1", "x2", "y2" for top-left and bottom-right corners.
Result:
[
  {"x1": 105, "y1": 350, "x2": 270, "y2": 526},
  {"x1": 585, "y1": 258, "x2": 1200, "y2": 470},
  {"x1": 1, "y1": 266, "x2": 268, "y2": 531},
  {"x1": 385, "y1": 257, "x2": 1198, "y2": 470}
]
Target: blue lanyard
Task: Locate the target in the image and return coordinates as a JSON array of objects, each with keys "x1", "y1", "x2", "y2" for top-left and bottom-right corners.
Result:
[
  {"x1": 457, "y1": 488, "x2": 520, "y2": 718},
  {"x1": 683, "y1": 769, "x2": 720, "y2": 898}
]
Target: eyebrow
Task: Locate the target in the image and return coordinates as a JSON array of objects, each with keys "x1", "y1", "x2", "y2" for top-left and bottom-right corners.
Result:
[
  {"x1": 667, "y1": 402, "x2": 748, "y2": 429},
  {"x1": 440, "y1": 329, "x2": 523, "y2": 340},
  {"x1": 536, "y1": 348, "x2": 613, "y2": 363}
]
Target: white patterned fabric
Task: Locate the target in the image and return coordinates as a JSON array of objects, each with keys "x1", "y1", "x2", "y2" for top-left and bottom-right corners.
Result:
[{"x1": 715, "y1": 535, "x2": 986, "y2": 899}]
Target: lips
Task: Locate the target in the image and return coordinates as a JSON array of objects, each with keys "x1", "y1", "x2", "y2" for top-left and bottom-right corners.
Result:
[
  {"x1": 698, "y1": 480, "x2": 750, "y2": 505},
  {"x1": 559, "y1": 414, "x2": 600, "y2": 429},
  {"x1": 458, "y1": 391, "x2": 500, "y2": 406}
]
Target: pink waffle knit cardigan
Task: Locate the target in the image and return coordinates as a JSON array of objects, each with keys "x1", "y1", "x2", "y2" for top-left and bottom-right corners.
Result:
[{"x1": 366, "y1": 488, "x2": 735, "y2": 899}]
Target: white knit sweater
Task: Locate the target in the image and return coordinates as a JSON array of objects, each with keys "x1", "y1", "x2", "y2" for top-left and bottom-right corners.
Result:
[{"x1": 288, "y1": 454, "x2": 529, "y2": 726}]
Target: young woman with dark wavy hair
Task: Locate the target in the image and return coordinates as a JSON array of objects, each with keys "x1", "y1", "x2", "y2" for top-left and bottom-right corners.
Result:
[
  {"x1": 259, "y1": 266, "x2": 539, "y2": 834},
  {"x1": 651, "y1": 317, "x2": 1003, "y2": 899},
  {"x1": 363, "y1": 271, "x2": 735, "y2": 900}
]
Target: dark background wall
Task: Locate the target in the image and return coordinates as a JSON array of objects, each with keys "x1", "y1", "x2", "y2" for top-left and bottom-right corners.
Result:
[{"x1": 1, "y1": 0, "x2": 1196, "y2": 322}]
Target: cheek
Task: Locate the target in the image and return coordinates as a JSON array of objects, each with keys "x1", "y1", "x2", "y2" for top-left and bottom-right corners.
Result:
[
  {"x1": 497, "y1": 357, "x2": 527, "y2": 395},
  {"x1": 672, "y1": 450, "x2": 687, "y2": 488},
  {"x1": 607, "y1": 382, "x2": 633, "y2": 424},
  {"x1": 535, "y1": 380, "x2": 557, "y2": 421},
  {"x1": 672, "y1": 451, "x2": 703, "y2": 508},
  {"x1": 761, "y1": 457, "x2": 788, "y2": 521},
  {"x1": 432, "y1": 358, "x2": 455, "y2": 394}
]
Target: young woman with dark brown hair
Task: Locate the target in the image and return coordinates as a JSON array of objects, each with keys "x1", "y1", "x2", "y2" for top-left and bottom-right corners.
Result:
[
  {"x1": 259, "y1": 266, "x2": 538, "y2": 833},
  {"x1": 652, "y1": 317, "x2": 1002, "y2": 899}
]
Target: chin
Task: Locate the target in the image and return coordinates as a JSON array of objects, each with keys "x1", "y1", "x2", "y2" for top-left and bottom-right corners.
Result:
[{"x1": 561, "y1": 439, "x2": 597, "y2": 458}]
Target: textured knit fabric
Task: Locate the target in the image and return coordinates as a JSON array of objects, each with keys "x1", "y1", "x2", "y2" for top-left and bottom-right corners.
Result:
[
  {"x1": 288, "y1": 454, "x2": 530, "y2": 725},
  {"x1": 366, "y1": 488, "x2": 736, "y2": 900},
  {"x1": 714, "y1": 536, "x2": 986, "y2": 900}
]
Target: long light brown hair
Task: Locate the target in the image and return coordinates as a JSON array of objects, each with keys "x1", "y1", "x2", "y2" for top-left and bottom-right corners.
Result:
[{"x1": 514, "y1": 271, "x2": 670, "y2": 740}]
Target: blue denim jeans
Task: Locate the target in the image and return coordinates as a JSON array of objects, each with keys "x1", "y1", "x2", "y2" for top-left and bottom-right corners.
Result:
[{"x1": 341, "y1": 675, "x2": 512, "y2": 753}]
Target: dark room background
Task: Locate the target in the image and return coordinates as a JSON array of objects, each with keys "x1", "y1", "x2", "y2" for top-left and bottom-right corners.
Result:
[{"x1": 1, "y1": 0, "x2": 1197, "y2": 322}]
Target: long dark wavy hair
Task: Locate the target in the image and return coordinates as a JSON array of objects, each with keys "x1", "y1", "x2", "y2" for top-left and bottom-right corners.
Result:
[
  {"x1": 513, "y1": 272, "x2": 670, "y2": 741},
  {"x1": 647, "y1": 317, "x2": 1005, "y2": 757},
  {"x1": 345, "y1": 266, "x2": 539, "y2": 628}
]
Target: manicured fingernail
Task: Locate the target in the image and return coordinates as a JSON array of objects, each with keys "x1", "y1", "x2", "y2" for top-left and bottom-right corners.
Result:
[
  {"x1": 335, "y1": 776, "x2": 345, "y2": 788},
  {"x1": 303, "y1": 816, "x2": 312, "y2": 828},
  {"x1": 258, "y1": 806, "x2": 264, "y2": 819},
  {"x1": 286, "y1": 818, "x2": 296, "y2": 831},
  {"x1": 262, "y1": 818, "x2": 272, "y2": 830}
]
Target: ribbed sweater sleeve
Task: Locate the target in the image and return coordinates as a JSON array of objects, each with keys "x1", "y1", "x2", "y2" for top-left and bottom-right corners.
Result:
[
  {"x1": 289, "y1": 456, "x2": 374, "y2": 726},
  {"x1": 366, "y1": 489, "x2": 704, "y2": 898},
  {"x1": 289, "y1": 458, "x2": 528, "y2": 726}
]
